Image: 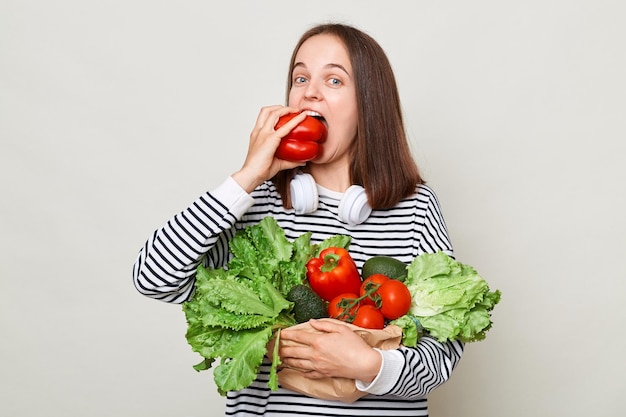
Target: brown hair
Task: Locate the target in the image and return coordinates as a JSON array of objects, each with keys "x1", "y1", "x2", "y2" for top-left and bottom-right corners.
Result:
[{"x1": 273, "y1": 23, "x2": 423, "y2": 210}]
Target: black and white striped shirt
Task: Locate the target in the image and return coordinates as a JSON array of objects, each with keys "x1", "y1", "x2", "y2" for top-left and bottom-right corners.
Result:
[{"x1": 133, "y1": 177, "x2": 464, "y2": 416}]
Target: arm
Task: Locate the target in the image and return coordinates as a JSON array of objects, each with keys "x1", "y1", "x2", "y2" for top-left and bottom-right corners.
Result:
[
  {"x1": 415, "y1": 184, "x2": 454, "y2": 257},
  {"x1": 278, "y1": 319, "x2": 463, "y2": 399},
  {"x1": 132, "y1": 106, "x2": 305, "y2": 303},
  {"x1": 359, "y1": 185, "x2": 463, "y2": 397},
  {"x1": 357, "y1": 338, "x2": 464, "y2": 398},
  {"x1": 132, "y1": 177, "x2": 254, "y2": 303}
]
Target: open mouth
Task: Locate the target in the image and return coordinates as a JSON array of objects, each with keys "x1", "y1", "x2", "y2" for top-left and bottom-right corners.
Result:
[{"x1": 304, "y1": 110, "x2": 326, "y2": 125}]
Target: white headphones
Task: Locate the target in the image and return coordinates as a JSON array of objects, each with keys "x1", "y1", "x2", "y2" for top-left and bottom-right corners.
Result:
[{"x1": 290, "y1": 173, "x2": 372, "y2": 226}]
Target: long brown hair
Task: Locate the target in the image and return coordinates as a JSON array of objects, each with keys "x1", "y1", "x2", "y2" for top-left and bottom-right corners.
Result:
[{"x1": 273, "y1": 23, "x2": 423, "y2": 210}]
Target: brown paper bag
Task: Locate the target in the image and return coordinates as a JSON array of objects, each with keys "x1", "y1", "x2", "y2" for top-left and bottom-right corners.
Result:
[{"x1": 270, "y1": 318, "x2": 403, "y2": 403}]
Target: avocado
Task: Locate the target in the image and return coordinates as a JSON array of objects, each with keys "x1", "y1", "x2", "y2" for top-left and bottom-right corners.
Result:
[
  {"x1": 362, "y1": 255, "x2": 408, "y2": 282},
  {"x1": 287, "y1": 284, "x2": 329, "y2": 323}
]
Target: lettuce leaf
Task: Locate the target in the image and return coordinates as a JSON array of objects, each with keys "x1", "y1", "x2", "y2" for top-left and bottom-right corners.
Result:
[
  {"x1": 395, "y1": 251, "x2": 501, "y2": 344},
  {"x1": 389, "y1": 315, "x2": 423, "y2": 347},
  {"x1": 211, "y1": 326, "x2": 275, "y2": 394},
  {"x1": 227, "y1": 217, "x2": 317, "y2": 297}
]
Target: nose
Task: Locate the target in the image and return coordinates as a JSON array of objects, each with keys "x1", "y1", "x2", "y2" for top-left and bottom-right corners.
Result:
[{"x1": 304, "y1": 81, "x2": 321, "y2": 101}]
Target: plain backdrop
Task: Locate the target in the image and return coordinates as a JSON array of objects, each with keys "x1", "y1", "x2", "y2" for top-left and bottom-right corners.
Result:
[{"x1": 2, "y1": 1, "x2": 625, "y2": 416}]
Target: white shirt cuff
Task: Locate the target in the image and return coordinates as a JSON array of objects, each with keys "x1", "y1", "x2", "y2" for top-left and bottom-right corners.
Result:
[
  {"x1": 355, "y1": 348, "x2": 404, "y2": 395},
  {"x1": 211, "y1": 176, "x2": 255, "y2": 219}
]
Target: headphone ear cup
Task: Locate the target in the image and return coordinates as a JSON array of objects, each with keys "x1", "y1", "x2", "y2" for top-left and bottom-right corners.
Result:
[
  {"x1": 290, "y1": 174, "x2": 371, "y2": 224},
  {"x1": 338, "y1": 185, "x2": 372, "y2": 226},
  {"x1": 290, "y1": 173, "x2": 319, "y2": 214}
]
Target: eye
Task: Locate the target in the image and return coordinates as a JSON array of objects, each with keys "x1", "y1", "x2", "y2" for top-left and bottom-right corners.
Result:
[
  {"x1": 293, "y1": 76, "x2": 308, "y2": 85},
  {"x1": 328, "y1": 77, "x2": 342, "y2": 87}
]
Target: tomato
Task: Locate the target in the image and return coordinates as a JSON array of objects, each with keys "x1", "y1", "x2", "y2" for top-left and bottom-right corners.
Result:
[
  {"x1": 359, "y1": 273, "x2": 390, "y2": 306},
  {"x1": 274, "y1": 113, "x2": 327, "y2": 162},
  {"x1": 377, "y1": 279, "x2": 412, "y2": 320},
  {"x1": 327, "y1": 292, "x2": 359, "y2": 321},
  {"x1": 352, "y1": 305, "x2": 385, "y2": 329}
]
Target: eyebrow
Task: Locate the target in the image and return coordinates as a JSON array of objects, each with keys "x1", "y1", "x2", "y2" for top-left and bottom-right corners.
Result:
[{"x1": 293, "y1": 62, "x2": 352, "y2": 78}]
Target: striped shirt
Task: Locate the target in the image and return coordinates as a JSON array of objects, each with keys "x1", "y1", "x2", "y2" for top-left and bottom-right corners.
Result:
[{"x1": 133, "y1": 176, "x2": 464, "y2": 416}]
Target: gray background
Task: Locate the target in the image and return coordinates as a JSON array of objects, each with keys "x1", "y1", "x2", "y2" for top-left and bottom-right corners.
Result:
[{"x1": 2, "y1": 1, "x2": 624, "y2": 416}]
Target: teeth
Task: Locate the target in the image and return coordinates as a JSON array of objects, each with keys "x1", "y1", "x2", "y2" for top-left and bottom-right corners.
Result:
[{"x1": 304, "y1": 110, "x2": 322, "y2": 118}]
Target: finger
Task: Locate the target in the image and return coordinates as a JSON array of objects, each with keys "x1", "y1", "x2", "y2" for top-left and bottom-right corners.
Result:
[
  {"x1": 300, "y1": 370, "x2": 326, "y2": 380},
  {"x1": 279, "y1": 346, "x2": 308, "y2": 363},
  {"x1": 307, "y1": 318, "x2": 351, "y2": 334},
  {"x1": 255, "y1": 105, "x2": 301, "y2": 132},
  {"x1": 280, "y1": 358, "x2": 331, "y2": 380},
  {"x1": 279, "y1": 327, "x2": 317, "y2": 345},
  {"x1": 250, "y1": 107, "x2": 303, "y2": 151},
  {"x1": 253, "y1": 105, "x2": 284, "y2": 131},
  {"x1": 281, "y1": 357, "x2": 313, "y2": 372},
  {"x1": 271, "y1": 111, "x2": 307, "y2": 137}
]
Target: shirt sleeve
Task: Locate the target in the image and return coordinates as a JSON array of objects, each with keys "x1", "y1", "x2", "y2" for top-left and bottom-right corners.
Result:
[
  {"x1": 415, "y1": 185, "x2": 454, "y2": 257},
  {"x1": 356, "y1": 185, "x2": 463, "y2": 398},
  {"x1": 132, "y1": 177, "x2": 254, "y2": 303},
  {"x1": 356, "y1": 338, "x2": 464, "y2": 398}
]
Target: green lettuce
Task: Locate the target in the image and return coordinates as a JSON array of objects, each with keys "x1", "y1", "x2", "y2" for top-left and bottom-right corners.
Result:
[
  {"x1": 182, "y1": 216, "x2": 350, "y2": 395},
  {"x1": 226, "y1": 216, "x2": 318, "y2": 297},
  {"x1": 392, "y1": 251, "x2": 501, "y2": 344}
]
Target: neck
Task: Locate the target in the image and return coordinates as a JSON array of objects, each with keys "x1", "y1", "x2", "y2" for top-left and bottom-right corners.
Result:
[{"x1": 308, "y1": 163, "x2": 351, "y2": 192}]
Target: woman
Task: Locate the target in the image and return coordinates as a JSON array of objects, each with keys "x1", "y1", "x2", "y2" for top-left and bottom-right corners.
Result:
[{"x1": 133, "y1": 23, "x2": 463, "y2": 416}]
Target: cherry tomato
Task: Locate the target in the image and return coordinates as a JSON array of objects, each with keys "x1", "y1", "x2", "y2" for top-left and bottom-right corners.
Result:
[
  {"x1": 274, "y1": 113, "x2": 327, "y2": 162},
  {"x1": 377, "y1": 280, "x2": 412, "y2": 320},
  {"x1": 327, "y1": 293, "x2": 359, "y2": 321},
  {"x1": 359, "y1": 273, "x2": 390, "y2": 306},
  {"x1": 352, "y1": 305, "x2": 385, "y2": 329}
]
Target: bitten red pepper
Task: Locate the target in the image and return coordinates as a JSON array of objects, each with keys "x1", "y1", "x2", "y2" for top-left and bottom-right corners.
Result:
[
  {"x1": 274, "y1": 113, "x2": 327, "y2": 162},
  {"x1": 306, "y1": 247, "x2": 362, "y2": 302}
]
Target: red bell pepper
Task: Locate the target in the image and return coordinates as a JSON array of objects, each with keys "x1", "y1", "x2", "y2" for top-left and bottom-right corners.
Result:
[
  {"x1": 306, "y1": 247, "x2": 362, "y2": 302},
  {"x1": 274, "y1": 113, "x2": 327, "y2": 162}
]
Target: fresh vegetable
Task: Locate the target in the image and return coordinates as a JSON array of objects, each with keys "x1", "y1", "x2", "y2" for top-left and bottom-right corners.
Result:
[
  {"x1": 358, "y1": 273, "x2": 411, "y2": 320},
  {"x1": 287, "y1": 284, "x2": 329, "y2": 323},
  {"x1": 274, "y1": 113, "x2": 327, "y2": 162},
  {"x1": 226, "y1": 216, "x2": 317, "y2": 297},
  {"x1": 359, "y1": 273, "x2": 390, "y2": 306},
  {"x1": 389, "y1": 315, "x2": 422, "y2": 347},
  {"x1": 361, "y1": 255, "x2": 408, "y2": 282},
  {"x1": 352, "y1": 305, "x2": 385, "y2": 329},
  {"x1": 327, "y1": 292, "x2": 360, "y2": 320},
  {"x1": 183, "y1": 265, "x2": 295, "y2": 396},
  {"x1": 182, "y1": 216, "x2": 350, "y2": 395},
  {"x1": 391, "y1": 251, "x2": 501, "y2": 345},
  {"x1": 326, "y1": 274, "x2": 410, "y2": 327},
  {"x1": 377, "y1": 279, "x2": 412, "y2": 320},
  {"x1": 306, "y1": 247, "x2": 362, "y2": 302}
]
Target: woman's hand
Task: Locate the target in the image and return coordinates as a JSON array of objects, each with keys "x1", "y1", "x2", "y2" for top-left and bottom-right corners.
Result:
[
  {"x1": 279, "y1": 319, "x2": 382, "y2": 382},
  {"x1": 232, "y1": 105, "x2": 307, "y2": 193}
]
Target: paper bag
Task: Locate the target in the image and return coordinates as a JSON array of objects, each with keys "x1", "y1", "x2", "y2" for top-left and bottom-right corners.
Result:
[{"x1": 270, "y1": 318, "x2": 402, "y2": 403}]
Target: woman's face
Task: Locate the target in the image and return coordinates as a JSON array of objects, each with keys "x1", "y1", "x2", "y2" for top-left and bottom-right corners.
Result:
[{"x1": 288, "y1": 34, "x2": 358, "y2": 166}]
